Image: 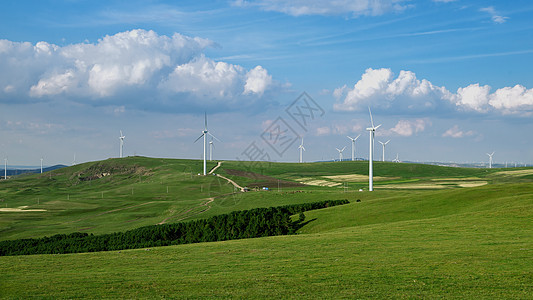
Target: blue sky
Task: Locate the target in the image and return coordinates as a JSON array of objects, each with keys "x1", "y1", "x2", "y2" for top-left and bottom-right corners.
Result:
[{"x1": 1, "y1": 0, "x2": 533, "y2": 167}]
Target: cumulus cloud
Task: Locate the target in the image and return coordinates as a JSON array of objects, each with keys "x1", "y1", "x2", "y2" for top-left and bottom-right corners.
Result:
[
  {"x1": 0, "y1": 29, "x2": 276, "y2": 111},
  {"x1": 376, "y1": 119, "x2": 429, "y2": 137},
  {"x1": 488, "y1": 85, "x2": 533, "y2": 114},
  {"x1": 244, "y1": 66, "x2": 272, "y2": 96},
  {"x1": 234, "y1": 0, "x2": 410, "y2": 17},
  {"x1": 480, "y1": 6, "x2": 508, "y2": 24},
  {"x1": 333, "y1": 68, "x2": 452, "y2": 113},
  {"x1": 314, "y1": 122, "x2": 363, "y2": 136},
  {"x1": 334, "y1": 68, "x2": 533, "y2": 116},
  {"x1": 453, "y1": 83, "x2": 490, "y2": 112},
  {"x1": 442, "y1": 125, "x2": 475, "y2": 138}
]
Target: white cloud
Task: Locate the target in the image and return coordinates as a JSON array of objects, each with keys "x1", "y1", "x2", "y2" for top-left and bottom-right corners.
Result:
[
  {"x1": 489, "y1": 85, "x2": 533, "y2": 114},
  {"x1": 314, "y1": 122, "x2": 363, "y2": 136},
  {"x1": 333, "y1": 68, "x2": 452, "y2": 113},
  {"x1": 379, "y1": 119, "x2": 430, "y2": 137},
  {"x1": 244, "y1": 66, "x2": 272, "y2": 96},
  {"x1": 234, "y1": 0, "x2": 411, "y2": 17},
  {"x1": 442, "y1": 125, "x2": 475, "y2": 138},
  {"x1": 453, "y1": 83, "x2": 490, "y2": 112},
  {"x1": 480, "y1": 6, "x2": 508, "y2": 24},
  {"x1": 0, "y1": 29, "x2": 277, "y2": 111},
  {"x1": 334, "y1": 68, "x2": 533, "y2": 116},
  {"x1": 316, "y1": 126, "x2": 331, "y2": 136},
  {"x1": 161, "y1": 55, "x2": 244, "y2": 99}
]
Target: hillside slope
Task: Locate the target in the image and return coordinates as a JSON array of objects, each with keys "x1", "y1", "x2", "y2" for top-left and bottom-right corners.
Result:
[{"x1": 1, "y1": 179, "x2": 531, "y2": 298}]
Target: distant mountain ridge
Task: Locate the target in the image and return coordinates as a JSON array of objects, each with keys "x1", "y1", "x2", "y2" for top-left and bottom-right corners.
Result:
[{"x1": 1, "y1": 165, "x2": 67, "y2": 177}]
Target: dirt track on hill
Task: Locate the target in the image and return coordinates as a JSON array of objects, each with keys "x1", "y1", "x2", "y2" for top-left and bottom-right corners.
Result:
[{"x1": 224, "y1": 169, "x2": 305, "y2": 189}]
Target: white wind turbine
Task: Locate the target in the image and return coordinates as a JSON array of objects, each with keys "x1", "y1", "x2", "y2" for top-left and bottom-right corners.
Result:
[
  {"x1": 3, "y1": 158, "x2": 6, "y2": 180},
  {"x1": 487, "y1": 152, "x2": 495, "y2": 169},
  {"x1": 393, "y1": 153, "x2": 400, "y2": 163},
  {"x1": 119, "y1": 130, "x2": 125, "y2": 158},
  {"x1": 40, "y1": 158, "x2": 43, "y2": 174},
  {"x1": 209, "y1": 138, "x2": 214, "y2": 161},
  {"x1": 298, "y1": 138, "x2": 305, "y2": 163},
  {"x1": 378, "y1": 140, "x2": 390, "y2": 162},
  {"x1": 336, "y1": 146, "x2": 346, "y2": 162},
  {"x1": 347, "y1": 134, "x2": 361, "y2": 161},
  {"x1": 195, "y1": 113, "x2": 219, "y2": 176},
  {"x1": 366, "y1": 107, "x2": 381, "y2": 192}
]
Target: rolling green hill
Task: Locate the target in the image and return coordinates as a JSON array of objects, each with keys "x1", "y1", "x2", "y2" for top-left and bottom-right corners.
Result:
[
  {"x1": 2, "y1": 156, "x2": 523, "y2": 241},
  {"x1": 0, "y1": 157, "x2": 532, "y2": 298}
]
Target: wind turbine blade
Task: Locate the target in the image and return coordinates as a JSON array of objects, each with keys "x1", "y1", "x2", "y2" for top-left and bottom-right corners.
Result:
[
  {"x1": 375, "y1": 124, "x2": 382, "y2": 130},
  {"x1": 355, "y1": 134, "x2": 361, "y2": 140},
  {"x1": 208, "y1": 132, "x2": 221, "y2": 142},
  {"x1": 302, "y1": 146, "x2": 306, "y2": 151},
  {"x1": 341, "y1": 146, "x2": 346, "y2": 151},
  {"x1": 368, "y1": 107, "x2": 375, "y2": 128},
  {"x1": 204, "y1": 112, "x2": 208, "y2": 130},
  {"x1": 120, "y1": 130, "x2": 123, "y2": 137},
  {"x1": 385, "y1": 140, "x2": 390, "y2": 145},
  {"x1": 336, "y1": 148, "x2": 341, "y2": 152},
  {"x1": 347, "y1": 136, "x2": 353, "y2": 140},
  {"x1": 194, "y1": 134, "x2": 204, "y2": 143}
]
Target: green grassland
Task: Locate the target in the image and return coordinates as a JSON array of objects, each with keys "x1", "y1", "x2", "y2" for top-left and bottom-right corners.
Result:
[{"x1": 0, "y1": 157, "x2": 532, "y2": 298}]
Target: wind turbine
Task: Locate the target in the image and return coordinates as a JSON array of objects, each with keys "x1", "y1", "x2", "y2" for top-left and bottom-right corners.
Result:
[
  {"x1": 195, "y1": 112, "x2": 219, "y2": 176},
  {"x1": 366, "y1": 107, "x2": 381, "y2": 192},
  {"x1": 298, "y1": 138, "x2": 305, "y2": 163},
  {"x1": 336, "y1": 146, "x2": 346, "y2": 162},
  {"x1": 3, "y1": 158, "x2": 6, "y2": 180},
  {"x1": 487, "y1": 152, "x2": 495, "y2": 169},
  {"x1": 119, "y1": 130, "x2": 125, "y2": 158},
  {"x1": 378, "y1": 140, "x2": 390, "y2": 162},
  {"x1": 40, "y1": 158, "x2": 43, "y2": 174},
  {"x1": 393, "y1": 153, "x2": 400, "y2": 163},
  {"x1": 72, "y1": 154, "x2": 76, "y2": 166},
  {"x1": 209, "y1": 138, "x2": 214, "y2": 161},
  {"x1": 347, "y1": 134, "x2": 361, "y2": 161}
]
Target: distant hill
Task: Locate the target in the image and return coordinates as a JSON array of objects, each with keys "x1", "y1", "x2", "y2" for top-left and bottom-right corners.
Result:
[{"x1": 1, "y1": 164, "x2": 67, "y2": 177}]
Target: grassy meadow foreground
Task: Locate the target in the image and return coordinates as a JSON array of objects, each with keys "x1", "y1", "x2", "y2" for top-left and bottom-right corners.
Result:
[{"x1": 0, "y1": 157, "x2": 532, "y2": 298}]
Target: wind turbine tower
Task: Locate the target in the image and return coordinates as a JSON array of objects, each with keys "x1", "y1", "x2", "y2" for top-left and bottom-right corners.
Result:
[
  {"x1": 195, "y1": 113, "x2": 219, "y2": 176},
  {"x1": 347, "y1": 134, "x2": 361, "y2": 161},
  {"x1": 119, "y1": 130, "x2": 125, "y2": 158},
  {"x1": 40, "y1": 158, "x2": 43, "y2": 174},
  {"x1": 209, "y1": 138, "x2": 214, "y2": 161},
  {"x1": 366, "y1": 107, "x2": 381, "y2": 192},
  {"x1": 336, "y1": 146, "x2": 346, "y2": 162},
  {"x1": 487, "y1": 152, "x2": 495, "y2": 169},
  {"x1": 298, "y1": 138, "x2": 306, "y2": 163},
  {"x1": 3, "y1": 158, "x2": 6, "y2": 180},
  {"x1": 378, "y1": 140, "x2": 390, "y2": 162}
]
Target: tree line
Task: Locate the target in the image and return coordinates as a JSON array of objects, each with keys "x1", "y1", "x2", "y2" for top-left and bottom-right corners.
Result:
[{"x1": 0, "y1": 199, "x2": 349, "y2": 256}]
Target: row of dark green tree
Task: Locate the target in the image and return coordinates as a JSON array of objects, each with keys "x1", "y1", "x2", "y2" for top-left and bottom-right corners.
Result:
[{"x1": 0, "y1": 199, "x2": 348, "y2": 256}]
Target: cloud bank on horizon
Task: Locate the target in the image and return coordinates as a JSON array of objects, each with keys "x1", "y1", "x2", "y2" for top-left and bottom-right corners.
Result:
[
  {"x1": 333, "y1": 68, "x2": 533, "y2": 116},
  {"x1": 0, "y1": 29, "x2": 276, "y2": 112}
]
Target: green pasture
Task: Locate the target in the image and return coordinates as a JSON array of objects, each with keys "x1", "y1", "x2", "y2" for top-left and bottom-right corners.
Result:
[
  {"x1": 0, "y1": 157, "x2": 532, "y2": 297},
  {"x1": 1, "y1": 157, "x2": 532, "y2": 241},
  {"x1": 1, "y1": 178, "x2": 531, "y2": 298}
]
